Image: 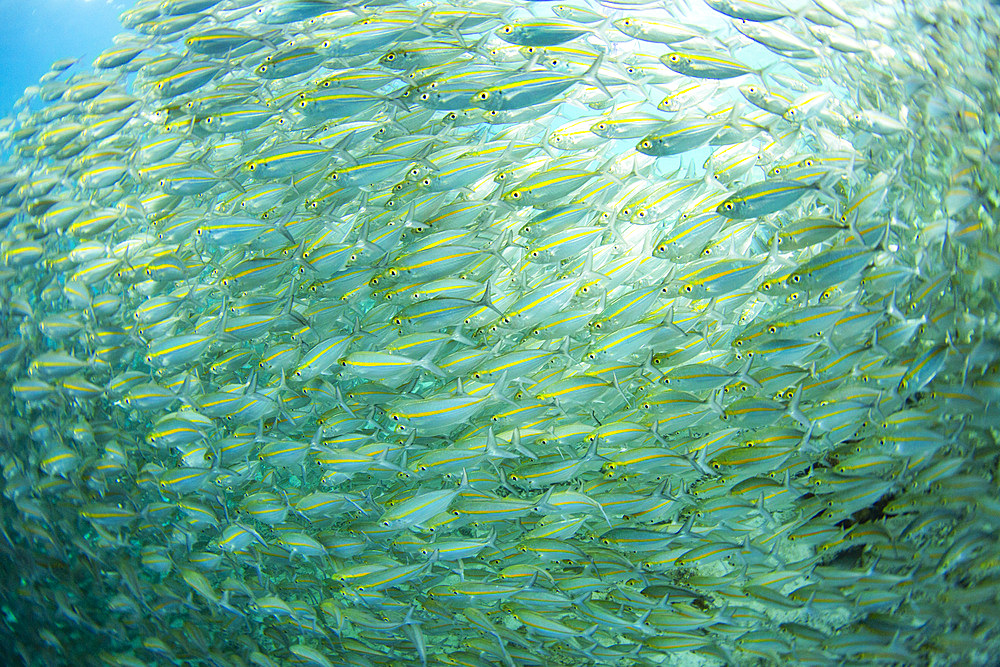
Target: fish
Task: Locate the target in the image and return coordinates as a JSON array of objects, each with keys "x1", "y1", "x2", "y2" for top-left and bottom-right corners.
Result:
[{"x1": 0, "y1": 0, "x2": 997, "y2": 665}]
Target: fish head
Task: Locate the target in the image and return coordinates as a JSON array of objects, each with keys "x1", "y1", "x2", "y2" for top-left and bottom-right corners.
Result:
[{"x1": 470, "y1": 87, "x2": 502, "y2": 111}]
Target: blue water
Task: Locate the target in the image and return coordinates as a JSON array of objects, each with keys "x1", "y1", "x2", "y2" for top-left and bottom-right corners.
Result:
[{"x1": 0, "y1": 0, "x2": 135, "y2": 117}]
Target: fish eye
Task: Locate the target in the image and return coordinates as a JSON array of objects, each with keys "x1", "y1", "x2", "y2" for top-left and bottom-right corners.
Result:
[
  {"x1": 640, "y1": 140, "x2": 651, "y2": 149},
  {"x1": 723, "y1": 202, "x2": 734, "y2": 210},
  {"x1": 501, "y1": 25, "x2": 512, "y2": 33},
  {"x1": 385, "y1": 53, "x2": 395, "y2": 61},
  {"x1": 478, "y1": 91, "x2": 489, "y2": 100},
  {"x1": 683, "y1": 285, "x2": 693, "y2": 293},
  {"x1": 748, "y1": 86, "x2": 757, "y2": 94},
  {"x1": 790, "y1": 274, "x2": 800, "y2": 283},
  {"x1": 767, "y1": 326, "x2": 777, "y2": 333},
  {"x1": 247, "y1": 163, "x2": 255, "y2": 170},
  {"x1": 669, "y1": 55, "x2": 680, "y2": 62}
]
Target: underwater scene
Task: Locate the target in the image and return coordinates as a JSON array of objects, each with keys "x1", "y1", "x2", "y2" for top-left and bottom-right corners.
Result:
[{"x1": 1, "y1": 0, "x2": 999, "y2": 665}]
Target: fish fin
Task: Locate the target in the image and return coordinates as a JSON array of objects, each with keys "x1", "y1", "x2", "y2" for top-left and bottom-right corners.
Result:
[
  {"x1": 415, "y1": 347, "x2": 446, "y2": 378},
  {"x1": 579, "y1": 51, "x2": 613, "y2": 101},
  {"x1": 484, "y1": 427, "x2": 517, "y2": 460},
  {"x1": 476, "y1": 280, "x2": 505, "y2": 318},
  {"x1": 448, "y1": 326, "x2": 477, "y2": 347},
  {"x1": 510, "y1": 427, "x2": 539, "y2": 460}
]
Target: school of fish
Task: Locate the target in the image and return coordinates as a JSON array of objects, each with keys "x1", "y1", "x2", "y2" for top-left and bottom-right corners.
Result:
[{"x1": 0, "y1": 0, "x2": 999, "y2": 664}]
